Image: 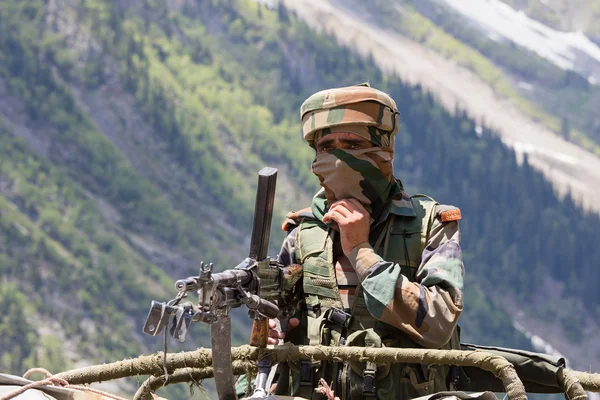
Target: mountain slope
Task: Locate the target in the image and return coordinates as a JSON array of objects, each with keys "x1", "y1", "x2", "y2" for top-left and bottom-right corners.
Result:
[
  {"x1": 501, "y1": 0, "x2": 600, "y2": 41},
  {"x1": 1, "y1": 0, "x2": 599, "y2": 397}
]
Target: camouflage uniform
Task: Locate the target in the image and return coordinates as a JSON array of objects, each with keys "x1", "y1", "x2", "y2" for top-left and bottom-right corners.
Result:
[{"x1": 274, "y1": 84, "x2": 464, "y2": 400}]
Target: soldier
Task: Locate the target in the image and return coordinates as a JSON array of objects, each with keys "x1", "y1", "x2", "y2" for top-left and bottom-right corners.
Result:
[{"x1": 269, "y1": 84, "x2": 464, "y2": 399}]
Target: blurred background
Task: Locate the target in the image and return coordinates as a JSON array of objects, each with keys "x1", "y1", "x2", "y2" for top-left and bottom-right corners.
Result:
[{"x1": 1, "y1": 0, "x2": 599, "y2": 398}]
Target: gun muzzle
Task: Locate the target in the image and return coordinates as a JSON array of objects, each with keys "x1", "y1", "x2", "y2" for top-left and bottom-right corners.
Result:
[{"x1": 175, "y1": 277, "x2": 198, "y2": 292}]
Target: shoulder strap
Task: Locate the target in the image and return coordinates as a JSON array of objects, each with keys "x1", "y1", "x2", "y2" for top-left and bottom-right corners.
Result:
[
  {"x1": 295, "y1": 219, "x2": 344, "y2": 315},
  {"x1": 380, "y1": 195, "x2": 438, "y2": 267},
  {"x1": 294, "y1": 217, "x2": 329, "y2": 263}
]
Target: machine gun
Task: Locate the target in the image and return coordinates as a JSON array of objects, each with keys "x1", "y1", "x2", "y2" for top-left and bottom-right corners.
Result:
[{"x1": 142, "y1": 167, "x2": 301, "y2": 400}]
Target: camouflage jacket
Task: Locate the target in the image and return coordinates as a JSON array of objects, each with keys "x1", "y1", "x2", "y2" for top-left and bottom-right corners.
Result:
[{"x1": 279, "y1": 190, "x2": 464, "y2": 349}]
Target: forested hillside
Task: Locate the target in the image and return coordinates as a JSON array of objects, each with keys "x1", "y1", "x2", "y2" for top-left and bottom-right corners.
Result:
[{"x1": 0, "y1": 0, "x2": 599, "y2": 398}]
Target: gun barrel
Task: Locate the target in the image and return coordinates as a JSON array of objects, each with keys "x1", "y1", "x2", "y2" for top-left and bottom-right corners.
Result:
[
  {"x1": 175, "y1": 270, "x2": 253, "y2": 292},
  {"x1": 246, "y1": 294, "x2": 279, "y2": 319},
  {"x1": 212, "y1": 269, "x2": 252, "y2": 287},
  {"x1": 175, "y1": 277, "x2": 198, "y2": 292},
  {"x1": 249, "y1": 167, "x2": 278, "y2": 261}
]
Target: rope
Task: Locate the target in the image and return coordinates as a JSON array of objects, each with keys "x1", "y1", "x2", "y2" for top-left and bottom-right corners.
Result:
[
  {"x1": 53, "y1": 347, "x2": 221, "y2": 384},
  {"x1": 268, "y1": 345, "x2": 527, "y2": 400},
  {"x1": 0, "y1": 368, "x2": 130, "y2": 400},
  {"x1": 133, "y1": 360, "x2": 257, "y2": 400},
  {"x1": 41, "y1": 345, "x2": 600, "y2": 400},
  {"x1": 0, "y1": 376, "x2": 69, "y2": 400},
  {"x1": 53, "y1": 345, "x2": 527, "y2": 400},
  {"x1": 569, "y1": 370, "x2": 600, "y2": 392},
  {"x1": 558, "y1": 369, "x2": 587, "y2": 400},
  {"x1": 23, "y1": 368, "x2": 52, "y2": 379},
  {"x1": 66, "y1": 385, "x2": 129, "y2": 400}
]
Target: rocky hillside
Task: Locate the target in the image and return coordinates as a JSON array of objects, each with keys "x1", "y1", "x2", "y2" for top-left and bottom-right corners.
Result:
[{"x1": 1, "y1": 0, "x2": 599, "y2": 398}]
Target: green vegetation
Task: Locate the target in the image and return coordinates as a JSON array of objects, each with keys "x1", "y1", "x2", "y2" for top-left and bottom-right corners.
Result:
[
  {"x1": 0, "y1": 0, "x2": 599, "y2": 398},
  {"x1": 0, "y1": 283, "x2": 45, "y2": 373},
  {"x1": 501, "y1": 0, "x2": 600, "y2": 38},
  {"x1": 0, "y1": 128, "x2": 175, "y2": 362}
]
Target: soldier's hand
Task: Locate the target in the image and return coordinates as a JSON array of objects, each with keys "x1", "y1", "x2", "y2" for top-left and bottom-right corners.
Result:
[
  {"x1": 267, "y1": 318, "x2": 300, "y2": 345},
  {"x1": 323, "y1": 198, "x2": 371, "y2": 255}
]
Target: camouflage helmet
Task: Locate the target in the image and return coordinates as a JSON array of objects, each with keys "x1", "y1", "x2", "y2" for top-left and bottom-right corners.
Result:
[{"x1": 300, "y1": 83, "x2": 399, "y2": 147}]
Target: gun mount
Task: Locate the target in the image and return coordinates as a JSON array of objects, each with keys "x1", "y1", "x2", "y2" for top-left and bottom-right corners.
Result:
[
  {"x1": 141, "y1": 167, "x2": 297, "y2": 400},
  {"x1": 142, "y1": 259, "x2": 281, "y2": 341}
]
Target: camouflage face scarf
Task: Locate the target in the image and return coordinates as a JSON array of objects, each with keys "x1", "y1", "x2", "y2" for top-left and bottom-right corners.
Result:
[{"x1": 311, "y1": 146, "x2": 396, "y2": 223}]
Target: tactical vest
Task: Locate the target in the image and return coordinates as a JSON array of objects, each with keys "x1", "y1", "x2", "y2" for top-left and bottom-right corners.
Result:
[{"x1": 275, "y1": 195, "x2": 461, "y2": 400}]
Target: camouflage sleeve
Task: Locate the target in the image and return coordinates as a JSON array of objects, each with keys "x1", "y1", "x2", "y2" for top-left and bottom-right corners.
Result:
[
  {"x1": 347, "y1": 206, "x2": 464, "y2": 348},
  {"x1": 277, "y1": 226, "x2": 298, "y2": 266},
  {"x1": 278, "y1": 207, "x2": 313, "y2": 265}
]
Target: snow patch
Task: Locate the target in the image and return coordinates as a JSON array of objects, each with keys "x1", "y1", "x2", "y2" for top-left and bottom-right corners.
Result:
[
  {"x1": 474, "y1": 125, "x2": 483, "y2": 137},
  {"x1": 440, "y1": 0, "x2": 600, "y2": 83},
  {"x1": 513, "y1": 321, "x2": 565, "y2": 358},
  {"x1": 517, "y1": 81, "x2": 534, "y2": 91},
  {"x1": 509, "y1": 139, "x2": 579, "y2": 165},
  {"x1": 253, "y1": 0, "x2": 277, "y2": 9}
]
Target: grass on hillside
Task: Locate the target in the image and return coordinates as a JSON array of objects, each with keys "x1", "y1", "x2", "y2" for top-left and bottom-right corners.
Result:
[{"x1": 501, "y1": 0, "x2": 600, "y2": 38}]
